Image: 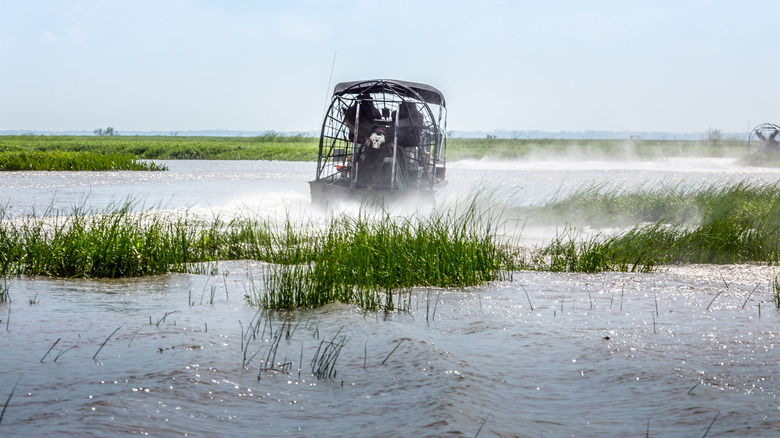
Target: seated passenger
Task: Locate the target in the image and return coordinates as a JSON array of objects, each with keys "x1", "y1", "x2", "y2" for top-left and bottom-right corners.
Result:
[
  {"x1": 357, "y1": 132, "x2": 407, "y2": 189},
  {"x1": 392, "y1": 101, "x2": 424, "y2": 148},
  {"x1": 343, "y1": 94, "x2": 410, "y2": 189},
  {"x1": 343, "y1": 93, "x2": 381, "y2": 143}
]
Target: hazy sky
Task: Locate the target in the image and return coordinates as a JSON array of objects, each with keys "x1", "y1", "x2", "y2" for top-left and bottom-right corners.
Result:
[{"x1": 1, "y1": 0, "x2": 778, "y2": 134}]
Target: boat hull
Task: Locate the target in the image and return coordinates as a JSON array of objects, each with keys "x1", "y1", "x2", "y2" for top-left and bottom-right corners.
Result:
[{"x1": 309, "y1": 180, "x2": 434, "y2": 210}]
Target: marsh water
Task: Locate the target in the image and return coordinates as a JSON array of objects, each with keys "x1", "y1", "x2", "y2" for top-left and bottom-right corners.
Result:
[{"x1": 1, "y1": 158, "x2": 779, "y2": 437}]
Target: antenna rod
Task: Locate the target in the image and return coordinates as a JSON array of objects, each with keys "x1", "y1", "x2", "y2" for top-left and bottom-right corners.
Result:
[{"x1": 323, "y1": 50, "x2": 337, "y2": 117}]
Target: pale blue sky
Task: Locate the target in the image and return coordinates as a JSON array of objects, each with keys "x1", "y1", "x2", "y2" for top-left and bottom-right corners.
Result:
[{"x1": 1, "y1": 0, "x2": 778, "y2": 134}]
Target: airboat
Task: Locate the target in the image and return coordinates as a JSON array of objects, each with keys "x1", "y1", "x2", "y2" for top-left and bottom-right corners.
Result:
[
  {"x1": 748, "y1": 122, "x2": 780, "y2": 154},
  {"x1": 309, "y1": 79, "x2": 447, "y2": 209}
]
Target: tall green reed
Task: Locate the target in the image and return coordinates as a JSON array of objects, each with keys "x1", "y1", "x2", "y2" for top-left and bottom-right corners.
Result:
[
  {"x1": 257, "y1": 202, "x2": 515, "y2": 311},
  {"x1": 0, "y1": 201, "x2": 214, "y2": 277},
  {"x1": 518, "y1": 181, "x2": 780, "y2": 272},
  {"x1": 0, "y1": 276, "x2": 8, "y2": 303},
  {"x1": 0, "y1": 151, "x2": 166, "y2": 171},
  {"x1": 0, "y1": 199, "x2": 515, "y2": 311}
]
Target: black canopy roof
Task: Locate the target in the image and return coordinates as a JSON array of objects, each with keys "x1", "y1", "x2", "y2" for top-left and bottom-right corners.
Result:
[{"x1": 333, "y1": 79, "x2": 446, "y2": 107}]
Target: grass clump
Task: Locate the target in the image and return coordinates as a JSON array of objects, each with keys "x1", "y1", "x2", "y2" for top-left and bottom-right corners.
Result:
[
  {"x1": 257, "y1": 204, "x2": 514, "y2": 310},
  {"x1": 611, "y1": 182, "x2": 780, "y2": 265},
  {"x1": 0, "y1": 151, "x2": 167, "y2": 171},
  {"x1": 527, "y1": 183, "x2": 697, "y2": 228},
  {"x1": 0, "y1": 200, "x2": 514, "y2": 311},
  {"x1": 523, "y1": 230, "x2": 651, "y2": 273},
  {"x1": 0, "y1": 203, "x2": 313, "y2": 278},
  {"x1": 519, "y1": 181, "x2": 780, "y2": 272},
  {"x1": 0, "y1": 202, "x2": 201, "y2": 277}
]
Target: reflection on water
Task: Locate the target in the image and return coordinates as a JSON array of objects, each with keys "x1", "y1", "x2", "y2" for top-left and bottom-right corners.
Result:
[{"x1": 1, "y1": 159, "x2": 779, "y2": 436}]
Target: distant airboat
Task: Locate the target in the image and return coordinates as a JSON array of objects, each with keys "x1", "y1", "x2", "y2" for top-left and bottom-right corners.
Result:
[
  {"x1": 309, "y1": 79, "x2": 447, "y2": 209},
  {"x1": 749, "y1": 122, "x2": 780, "y2": 154}
]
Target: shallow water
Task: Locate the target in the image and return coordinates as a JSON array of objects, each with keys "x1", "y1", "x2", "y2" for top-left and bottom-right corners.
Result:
[{"x1": 1, "y1": 158, "x2": 780, "y2": 437}]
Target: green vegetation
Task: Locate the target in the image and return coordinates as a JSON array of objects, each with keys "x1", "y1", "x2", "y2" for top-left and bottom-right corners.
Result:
[
  {"x1": 1, "y1": 181, "x2": 778, "y2": 307},
  {"x1": 0, "y1": 276, "x2": 8, "y2": 303},
  {"x1": 0, "y1": 150, "x2": 167, "y2": 171},
  {"x1": 2, "y1": 135, "x2": 768, "y2": 167},
  {"x1": 516, "y1": 181, "x2": 780, "y2": 272},
  {"x1": 0, "y1": 134, "x2": 318, "y2": 162},
  {"x1": 522, "y1": 183, "x2": 695, "y2": 228},
  {"x1": 0, "y1": 201, "x2": 199, "y2": 277},
  {"x1": 774, "y1": 275, "x2": 780, "y2": 308},
  {"x1": 522, "y1": 230, "x2": 653, "y2": 273},
  {"x1": 253, "y1": 204, "x2": 512, "y2": 310},
  {"x1": 0, "y1": 201, "x2": 512, "y2": 311},
  {"x1": 445, "y1": 137, "x2": 752, "y2": 161}
]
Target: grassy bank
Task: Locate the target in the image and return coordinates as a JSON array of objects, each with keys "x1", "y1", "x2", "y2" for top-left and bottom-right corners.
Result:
[
  {"x1": 0, "y1": 151, "x2": 167, "y2": 171},
  {"x1": 2, "y1": 135, "x2": 765, "y2": 166},
  {"x1": 0, "y1": 134, "x2": 319, "y2": 162}
]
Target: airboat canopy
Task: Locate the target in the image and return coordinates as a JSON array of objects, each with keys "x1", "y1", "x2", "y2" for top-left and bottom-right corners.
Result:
[{"x1": 333, "y1": 79, "x2": 446, "y2": 107}]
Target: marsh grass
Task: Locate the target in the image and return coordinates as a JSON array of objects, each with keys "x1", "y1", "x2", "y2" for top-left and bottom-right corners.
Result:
[
  {"x1": 238, "y1": 311, "x2": 344, "y2": 380},
  {"x1": 255, "y1": 203, "x2": 514, "y2": 310},
  {"x1": 518, "y1": 181, "x2": 780, "y2": 272},
  {"x1": 0, "y1": 201, "x2": 206, "y2": 277},
  {"x1": 609, "y1": 182, "x2": 780, "y2": 265},
  {"x1": 526, "y1": 182, "x2": 698, "y2": 228},
  {"x1": 381, "y1": 338, "x2": 406, "y2": 365},
  {"x1": 40, "y1": 338, "x2": 60, "y2": 363},
  {"x1": 0, "y1": 276, "x2": 8, "y2": 303},
  {"x1": 3, "y1": 181, "x2": 777, "y2": 306},
  {"x1": 0, "y1": 201, "x2": 300, "y2": 278},
  {"x1": 446, "y1": 138, "x2": 749, "y2": 161},
  {"x1": 0, "y1": 200, "x2": 514, "y2": 310},
  {"x1": 0, "y1": 151, "x2": 167, "y2": 171},
  {"x1": 0, "y1": 134, "x2": 318, "y2": 161},
  {"x1": 523, "y1": 230, "x2": 640, "y2": 273},
  {"x1": 93, "y1": 325, "x2": 123, "y2": 360},
  {"x1": 311, "y1": 328, "x2": 347, "y2": 379},
  {"x1": 1, "y1": 135, "x2": 754, "y2": 164}
]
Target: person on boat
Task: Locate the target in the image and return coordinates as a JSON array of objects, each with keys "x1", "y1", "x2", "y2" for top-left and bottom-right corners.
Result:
[
  {"x1": 393, "y1": 101, "x2": 423, "y2": 148},
  {"x1": 358, "y1": 129, "x2": 407, "y2": 189},
  {"x1": 343, "y1": 93, "x2": 381, "y2": 143},
  {"x1": 342, "y1": 94, "x2": 404, "y2": 188}
]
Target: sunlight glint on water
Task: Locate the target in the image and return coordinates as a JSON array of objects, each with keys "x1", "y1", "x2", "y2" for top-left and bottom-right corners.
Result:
[{"x1": 1, "y1": 158, "x2": 779, "y2": 437}]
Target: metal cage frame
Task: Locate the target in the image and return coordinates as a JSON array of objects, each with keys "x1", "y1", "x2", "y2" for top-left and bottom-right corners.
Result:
[
  {"x1": 312, "y1": 79, "x2": 447, "y2": 194},
  {"x1": 748, "y1": 123, "x2": 780, "y2": 153}
]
